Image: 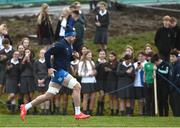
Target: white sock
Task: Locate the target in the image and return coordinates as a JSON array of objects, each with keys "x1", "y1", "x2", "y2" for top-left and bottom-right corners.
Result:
[
  {"x1": 25, "y1": 103, "x2": 32, "y2": 111},
  {"x1": 75, "y1": 106, "x2": 81, "y2": 115}
]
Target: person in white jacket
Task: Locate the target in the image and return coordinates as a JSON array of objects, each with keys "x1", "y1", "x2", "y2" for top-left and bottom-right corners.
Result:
[{"x1": 78, "y1": 50, "x2": 97, "y2": 115}]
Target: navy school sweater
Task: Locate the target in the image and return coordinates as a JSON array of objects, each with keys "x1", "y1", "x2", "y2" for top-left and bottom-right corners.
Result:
[{"x1": 45, "y1": 39, "x2": 73, "y2": 71}]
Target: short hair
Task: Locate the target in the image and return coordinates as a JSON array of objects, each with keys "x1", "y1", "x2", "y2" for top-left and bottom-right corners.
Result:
[
  {"x1": 170, "y1": 49, "x2": 179, "y2": 57},
  {"x1": 125, "y1": 45, "x2": 134, "y2": 52},
  {"x1": 2, "y1": 38, "x2": 10, "y2": 45},
  {"x1": 151, "y1": 54, "x2": 161, "y2": 63}
]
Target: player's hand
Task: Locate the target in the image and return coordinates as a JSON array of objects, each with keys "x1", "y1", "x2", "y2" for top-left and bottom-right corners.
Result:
[{"x1": 48, "y1": 68, "x2": 56, "y2": 77}]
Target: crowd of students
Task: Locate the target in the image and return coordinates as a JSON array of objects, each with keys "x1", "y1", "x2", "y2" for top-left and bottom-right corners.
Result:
[{"x1": 0, "y1": 1, "x2": 180, "y2": 117}]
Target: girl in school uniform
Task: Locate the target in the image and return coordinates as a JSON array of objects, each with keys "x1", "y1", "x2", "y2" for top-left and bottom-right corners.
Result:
[
  {"x1": 133, "y1": 52, "x2": 147, "y2": 115},
  {"x1": 95, "y1": 49, "x2": 107, "y2": 115},
  {"x1": 5, "y1": 51, "x2": 20, "y2": 113},
  {"x1": 0, "y1": 38, "x2": 14, "y2": 97},
  {"x1": 104, "y1": 51, "x2": 118, "y2": 116},
  {"x1": 78, "y1": 50, "x2": 97, "y2": 115},
  {"x1": 116, "y1": 54, "x2": 135, "y2": 116},
  {"x1": 19, "y1": 49, "x2": 36, "y2": 113},
  {"x1": 37, "y1": 3, "x2": 54, "y2": 45},
  {"x1": 33, "y1": 49, "x2": 50, "y2": 115},
  {"x1": 94, "y1": 1, "x2": 110, "y2": 50},
  {"x1": 16, "y1": 44, "x2": 25, "y2": 109}
]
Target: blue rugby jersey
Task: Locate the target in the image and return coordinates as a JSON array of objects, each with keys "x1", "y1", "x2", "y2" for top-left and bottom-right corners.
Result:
[{"x1": 45, "y1": 39, "x2": 73, "y2": 71}]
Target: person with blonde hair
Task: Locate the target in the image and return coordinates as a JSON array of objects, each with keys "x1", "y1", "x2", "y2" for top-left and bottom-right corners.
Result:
[
  {"x1": 54, "y1": 7, "x2": 73, "y2": 41},
  {"x1": 78, "y1": 50, "x2": 97, "y2": 115},
  {"x1": 0, "y1": 24, "x2": 12, "y2": 50},
  {"x1": 37, "y1": 3, "x2": 54, "y2": 45},
  {"x1": 155, "y1": 15, "x2": 173, "y2": 61}
]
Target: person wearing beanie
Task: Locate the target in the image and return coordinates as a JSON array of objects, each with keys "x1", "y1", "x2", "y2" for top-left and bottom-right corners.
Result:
[
  {"x1": 169, "y1": 50, "x2": 180, "y2": 116},
  {"x1": 20, "y1": 26, "x2": 90, "y2": 121}
]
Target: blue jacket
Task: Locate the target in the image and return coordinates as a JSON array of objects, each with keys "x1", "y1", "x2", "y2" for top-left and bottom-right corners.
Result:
[{"x1": 45, "y1": 39, "x2": 73, "y2": 71}]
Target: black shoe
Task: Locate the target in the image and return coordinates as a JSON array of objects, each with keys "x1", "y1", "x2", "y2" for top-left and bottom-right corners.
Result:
[
  {"x1": 11, "y1": 104, "x2": 16, "y2": 113},
  {"x1": 6, "y1": 101, "x2": 11, "y2": 111},
  {"x1": 111, "y1": 109, "x2": 114, "y2": 116},
  {"x1": 115, "y1": 109, "x2": 119, "y2": 116},
  {"x1": 62, "y1": 108, "x2": 67, "y2": 115},
  {"x1": 120, "y1": 111, "x2": 125, "y2": 116}
]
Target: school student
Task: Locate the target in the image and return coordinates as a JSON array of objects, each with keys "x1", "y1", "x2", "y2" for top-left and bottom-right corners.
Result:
[
  {"x1": 71, "y1": 10, "x2": 85, "y2": 52},
  {"x1": 54, "y1": 7, "x2": 72, "y2": 41},
  {"x1": 104, "y1": 51, "x2": 118, "y2": 116},
  {"x1": 151, "y1": 54, "x2": 170, "y2": 116},
  {"x1": 33, "y1": 49, "x2": 50, "y2": 115},
  {"x1": 37, "y1": 3, "x2": 54, "y2": 45},
  {"x1": 0, "y1": 38, "x2": 14, "y2": 97},
  {"x1": 169, "y1": 50, "x2": 180, "y2": 116},
  {"x1": 116, "y1": 54, "x2": 135, "y2": 116},
  {"x1": 94, "y1": 1, "x2": 110, "y2": 50},
  {"x1": 95, "y1": 50, "x2": 107, "y2": 115},
  {"x1": 144, "y1": 52, "x2": 155, "y2": 116},
  {"x1": 133, "y1": 52, "x2": 147, "y2": 116},
  {"x1": 155, "y1": 15, "x2": 173, "y2": 61},
  {"x1": 78, "y1": 50, "x2": 97, "y2": 115},
  {"x1": 19, "y1": 49, "x2": 36, "y2": 113},
  {"x1": 5, "y1": 51, "x2": 20, "y2": 113}
]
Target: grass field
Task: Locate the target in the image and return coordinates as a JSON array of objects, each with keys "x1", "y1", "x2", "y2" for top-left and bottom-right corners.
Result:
[
  {"x1": 1, "y1": 31, "x2": 176, "y2": 127},
  {"x1": 0, "y1": 115, "x2": 180, "y2": 127}
]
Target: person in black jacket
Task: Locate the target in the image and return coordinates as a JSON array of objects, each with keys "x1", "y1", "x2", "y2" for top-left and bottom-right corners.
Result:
[
  {"x1": 95, "y1": 49, "x2": 107, "y2": 115},
  {"x1": 19, "y1": 48, "x2": 36, "y2": 114},
  {"x1": 94, "y1": 1, "x2": 110, "y2": 51},
  {"x1": 116, "y1": 54, "x2": 135, "y2": 116},
  {"x1": 169, "y1": 50, "x2": 180, "y2": 116},
  {"x1": 37, "y1": 3, "x2": 54, "y2": 45},
  {"x1": 5, "y1": 51, "x2": 20, "y2": 113},
  {"x1": 170, "y1": 17, "x2": 180, "y2": 51},
  {"x1": 155, "y1": 15, "x2": 173, "y2": 62},
  {"x1": 151, "y1": 54, "x2": 170, "y2": 116},
  {"x1": 71, "y1": 10, "x2": 85, "y2": 52},
  {"x1": 0, "y1": 38, "x2": 14, "y2": 97},
  {"x1": 104, "y1": 51, "x2": 118, "y2": 116},
  {"x1": 0, "y1": 24, "x2": 13, "y2": 48},
  {"x1": 33, "y1": 49, "x2": 50, "y2": 115}
]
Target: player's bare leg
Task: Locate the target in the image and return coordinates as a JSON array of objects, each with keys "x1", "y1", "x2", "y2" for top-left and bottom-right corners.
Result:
[{"x1": 20, "y1": 82, "x2": 60, "y2": 121}]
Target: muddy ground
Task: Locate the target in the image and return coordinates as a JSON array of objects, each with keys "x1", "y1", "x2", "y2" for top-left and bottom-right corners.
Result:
[{"x1": 0, "y1": 4, "x2": 180, "y2": 44}]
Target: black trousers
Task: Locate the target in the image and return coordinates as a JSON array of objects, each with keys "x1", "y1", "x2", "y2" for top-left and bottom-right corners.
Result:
[
  {"x1": 89, "y1": 0, "x2": 98, "y2": 10},
  {"x1": 170, "y1": 90, "x2": 180, "y2": 116},
  {"x1": 157, "y1": 82, "x2": 169, "y2": 116},
  {"x1": 145, "y1": 84, "x2": 155, "y2": 116}
]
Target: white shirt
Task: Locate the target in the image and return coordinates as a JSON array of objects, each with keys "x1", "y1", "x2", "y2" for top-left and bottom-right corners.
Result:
[
  {"x1": 133, "y1": 60, "x2": 147, "y2": 87},
  {"x1": 59, "y1": 18, "x2": 67, "y2": 37},
  {"x1": 0, "y1": 35, "x2": 4, "y2": 50},
  {"x1": 78, "y1": 60, "x2": 96, "y2": 83}
]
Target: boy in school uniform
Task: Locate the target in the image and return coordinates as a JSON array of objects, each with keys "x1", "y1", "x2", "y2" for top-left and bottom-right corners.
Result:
[{"x1": 151, "y1": 54, "x2": 170, "y2": 116}]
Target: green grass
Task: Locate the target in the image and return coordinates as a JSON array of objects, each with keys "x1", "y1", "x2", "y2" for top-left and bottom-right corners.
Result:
[
  {"x1": 0, "y1": 115, "x2": 180, "y2": 127},
  {"x1": 85, "y1": 31, "x2": 156, "y2": 59}
]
